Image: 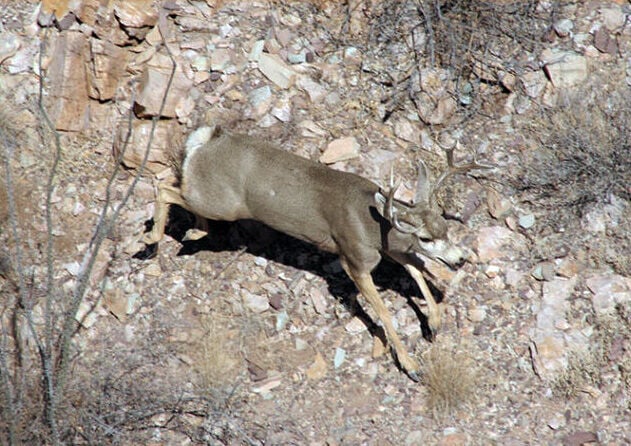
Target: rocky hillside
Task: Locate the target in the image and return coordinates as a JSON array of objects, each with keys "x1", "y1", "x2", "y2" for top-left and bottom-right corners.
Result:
[{"x1": 0, "y1": 0, "x2": 630, "y2": 444}]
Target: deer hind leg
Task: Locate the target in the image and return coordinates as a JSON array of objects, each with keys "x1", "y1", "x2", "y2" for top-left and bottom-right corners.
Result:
[
  {"x1": 341, "y1": 259, "x2": 420, "y2": 381},
  {"x1": 404, "y1": 264, "x2": 441, "y2": 335},
  {"x1": 142, "y1": 184, "x2": 190, "y2": 245}
]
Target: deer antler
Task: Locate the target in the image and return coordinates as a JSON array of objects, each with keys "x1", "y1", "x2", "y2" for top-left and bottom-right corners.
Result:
[
  {"x1": 384, "y1": 181, "x2": 418, "y2": 234},
  {"x1": 431, "y1": 142, "x2": 494, "y2": 201}
]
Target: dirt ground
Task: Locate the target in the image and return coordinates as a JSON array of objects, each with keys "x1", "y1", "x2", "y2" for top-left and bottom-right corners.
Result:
[{"x1": 1, "y1": 1, "x2": 630, "y2": 444}]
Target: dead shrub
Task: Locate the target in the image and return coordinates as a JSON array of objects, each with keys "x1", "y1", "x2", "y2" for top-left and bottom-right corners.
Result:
[
  {"x1": 553, "y1": 307, "x2": 631, "y2": 399},
  {"x1": 514, "y1": 80, "x2": 631, "y2": 275}
]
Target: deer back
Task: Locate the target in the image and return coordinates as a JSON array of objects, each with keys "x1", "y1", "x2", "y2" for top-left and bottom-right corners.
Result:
[{"x1": 179, "y1": 127, "x2": 385, "y2": 254}]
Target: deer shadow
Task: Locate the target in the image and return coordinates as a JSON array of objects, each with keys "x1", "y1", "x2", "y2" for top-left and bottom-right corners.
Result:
[{"x1": 135, "y1": 205, "x2": 444, "y2": 342}]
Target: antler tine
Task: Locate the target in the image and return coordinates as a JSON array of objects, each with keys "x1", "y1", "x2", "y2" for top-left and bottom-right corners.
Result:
[
  {"x1": 385, "y1": 180, "x2": 417, "y2": 234},
  {"x1": 385, "y1": 179, "x2": 399, "y2": 221},
  {"x1": 432, "y1": 142, "x2": 494, "y2": 197}
]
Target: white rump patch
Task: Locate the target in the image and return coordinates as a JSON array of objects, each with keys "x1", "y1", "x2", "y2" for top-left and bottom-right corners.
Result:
[{"x1": 185, "y1": 126, "x2": 214, "y2": 157}]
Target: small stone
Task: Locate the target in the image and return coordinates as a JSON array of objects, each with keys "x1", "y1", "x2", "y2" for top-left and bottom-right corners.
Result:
[
  {"x1": 306, "y1": 351, "x2": 327, "y2": 380},
  {"x1": 310, "y1": 287, "x2": 328, "y2": 315},
  {"x1": 593, "y1": 27, "x2": 617, "y2": 55},
  {"x1": 531, "y1": 262, "x2": 555, "y2": 281},
  {"x1": 484, "y1": 265, "x2": 501, "y2": 278},
  {"x1": 405, "y1": 430, "x2": 425, "y2": 445},
  {"x1": 0, "y1": 33, "x2": 20, "y2": 64},
  {"x1": 268, "y1": 293, "x2": 283, "y2": 310},
  {"x1": 333, "y1": 347, "x2": 346, "y2": 369},
  {"x1": 75, "y1": 300, "x2": 98, "y2": 328},
  {"x1": 518, "y1": 213, "x2": 535, "y2": 229},
  {"x1": 486, "y1": 188, "x2": 512, "y2": 219},
  {"x1": 553, "y1": 19, "x2": 573, "y2": 37},
  {"x1": 64, "y1": 262, "x2": 81, "y2": 276},
  {"x1": 476, "y1": 226, "x2": 528, "y2": 263},
  {"x1": 251, "y1": 375, "x2": 282, "y2": 394},
  {"x1": 295, "y1": 338, "x2": 308, "y2": 351},
  {"x1": 521, "y1": 70, "x2": 548, "y2": 98},
  {"x1": 468, "y1": 307, "x2": 487, "y2": 322},
  {"x1": 248, "y1": 86, "x2": 273, "y2": 117},
  {"x1": 144, "y1": 262, "x2": 162, "y2": 277},
  {"x1": 586, "y1": 273, "x2": 631, "y2": 316},
  {"x1": 562, "y1": 431, "x2": 598, "y2": 446},
  {"x1": 210, "y1": 48, "x2": 232, "y2": 72},
  {"x1": 393, "y1": 119, "x2": 421, "y2": 144},
  {"x1": 345, "y1": 317, "x2": 367, "y2": 334},
  {"x1": 275, "y1": 310, "x2": 289, "y2": 331},
  {"x1": 243, "y1": 291, "x2": 270, "y2": 313},
  {"x1": 249, "y1": 40, "x2": 265, "y2": 61},
  {"x1": 270, "y1": 97, "x2": 292, "y2": 122},
  {"x1": 547, "y1": 414, "x2": 566, "y2": 430},
  {"x1": 320, "y1": 137, "x2": 360, "y2": 164},
  {"x1": 541, "y1": 50, "x2": 587, "y2": 88},
  {"x1": 258, "y1": 52, "x2": 296, "y2": 89},
  {"x1": 296, "y1": 75, "x2": 327, "y2": 102},
  {"x1": 600, "y1": 7, "x2": 627, "y2": 31}
]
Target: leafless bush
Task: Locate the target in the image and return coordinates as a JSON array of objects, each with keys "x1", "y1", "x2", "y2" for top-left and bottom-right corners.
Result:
[
  {"x1": 0, "y1": 17, "x2": 176, "y2": 443},
  {"x1": 356, "y1": 1, "x2": 556, "y2": 122},
  {"x1": 553, "y1": 306, "x2": 631, "y2": 400},
  {"x1": 514, "y1": 81, "x2": 631, "y2": 274}
]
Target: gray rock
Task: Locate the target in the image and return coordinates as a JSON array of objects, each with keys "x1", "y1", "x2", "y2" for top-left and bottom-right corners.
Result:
[
  {"x1": 541, "y1": 50, "x2": 587, "y2": 88},
  {"x1": 586, "y1": 273, "x2": 631, "y2": 316},
  {"x1": 553, "y1": 18, "x2": 574, "y2": 37}
]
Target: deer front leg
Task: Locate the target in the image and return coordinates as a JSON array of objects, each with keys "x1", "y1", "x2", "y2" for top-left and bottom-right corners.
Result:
[
  {"x1": 142, "y1": 184, "x2": 189, "y2": 245},
  {"x1": 404, "y1": 264, "x2": 442, "y2": 336},
  {"x1": 341, "y1": 260, "x2": 420, "y2": 381}
]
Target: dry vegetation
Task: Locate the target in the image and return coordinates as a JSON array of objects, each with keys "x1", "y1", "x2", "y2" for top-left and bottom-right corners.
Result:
[
  {"x1": 420, "y1": 337, "x2": 480, "y2": 418},
  {"x1": 514, "y1": 81, "x2": 631, "y2": 275}
]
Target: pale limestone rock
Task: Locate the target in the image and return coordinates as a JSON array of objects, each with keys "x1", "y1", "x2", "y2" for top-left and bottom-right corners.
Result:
[
  {"x1": 243, "y1": 291, "x2": 269, "y2": 313},
  {"x1": 46, "y1": 30, "x2": 90, "y2": 131},
  {"x1": 210, "y1": 48, "x2": 232, "y2": 72},
  {"x1": 553, "y1": 18, "x2": 574, "y2": 37},
  {"x1": 393, "y1": 119, "x2": 421, "y2": 144},
  {"x1": 476, "y1": 226, "x2": 528, "y2": 263},
  {"x1": 247, "y1": 85, "x2": 273, "y2": 118},
  {"x1": 0, "y1": 33, "x2": 20, "y2": 64},
  {"x1": 486, "y1": 188, "x2": 512, "y2": 219},
  {"x1": 270, "y1": 96, "x2": 292, "y2": 122},
  {"x1": 586, "y1": 273, "x2": 631, "y2": 316},
  {"x1": 320, "y1": 136, "x2": 360, "y2": 164},
  {"x1": 296, "y1": 75, "x2": 327, "y2": 102},
  {"x1": 541, "y1": 50, "x2": 588, "y2": 88},
  {"x1": 113, "y1": 0, "x2": 158, "y2": 29},
  {"x1": 306, "y1": 351, "x2": 327, "y2": 380},
  {"x1": 521, "y1": 70, "x2": 548, "y2": 98},
  {"x1": 310, "y1": 287, "x2": 328, "y2": 315},
  {"x1": 114, "y1": 119, "x2": 180, "y2": 174},
  {"x1": 530, "y1": 276, "x2": 579, "y2": 377},
  {"x1": 87, "y1": 39, "x2": 127, "y2": 100},
  {"x1": 600, "y1": 7, "x2": 627, "y2": 31},
  {"x1": 258, "y1": 52, "x2": 296, "y2": 89},
  {"x1": 134, "y1": 52, "x2": 194, "y2": 118}
]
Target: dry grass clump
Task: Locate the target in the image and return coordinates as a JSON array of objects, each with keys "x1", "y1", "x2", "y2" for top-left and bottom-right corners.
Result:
[
  {"x1": 194, "y1": 316, "x2": 242, "y2": 390},
  {"x1": 553, "y1": 307, "x2": 631, "y2": 399},
  {"x1": 421, "y1": 339, "x2": 479, "y2": 417}
]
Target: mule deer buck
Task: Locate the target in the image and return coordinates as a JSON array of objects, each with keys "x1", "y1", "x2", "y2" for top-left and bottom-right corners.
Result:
[{"x1": 142, "y1": 125, "x2": 489, "y2": 381}]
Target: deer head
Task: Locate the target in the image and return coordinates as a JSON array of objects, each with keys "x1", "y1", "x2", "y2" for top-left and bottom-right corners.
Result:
[{"x1": 374, "y1": 143, "x2": 491, "y2": 268}]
